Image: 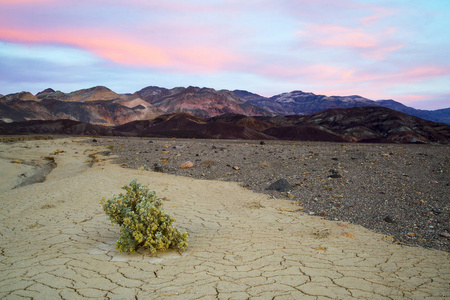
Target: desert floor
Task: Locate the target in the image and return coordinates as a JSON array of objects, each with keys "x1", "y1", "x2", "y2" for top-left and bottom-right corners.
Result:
[
  {"x1": 107, "y1": 137, "x2": 450, "y2": 251},
  {"x1": 0, "y1": 137, "x2": 449, "y2": 299}
]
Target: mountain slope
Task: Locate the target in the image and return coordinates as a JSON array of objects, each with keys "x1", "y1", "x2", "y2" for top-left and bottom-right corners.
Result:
[
  {"x1": 235, "y1": 90, "x2": 449, "y2": 124},
  {"x1": 295, "y1": 106, "x2": 450, "y2": 144},
  {"x1": 137, "y1": 86, "x2": 272, "y2": 118},
  {"x1": 1, "y1": 85, "x2": 448, "y2": 126},
  {"x1": 1, "y1": 107, "x2": 449, "y2": 144}
]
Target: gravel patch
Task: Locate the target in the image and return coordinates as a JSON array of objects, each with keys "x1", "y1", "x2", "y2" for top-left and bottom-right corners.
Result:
[{"x1": 91, "y1": 137, "x2": 450, "y2": 251}]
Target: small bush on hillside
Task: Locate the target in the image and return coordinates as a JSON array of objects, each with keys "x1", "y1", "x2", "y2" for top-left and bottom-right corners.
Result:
[{"x1": 101, "y1": 179, "x2": 188, "y2": 254}]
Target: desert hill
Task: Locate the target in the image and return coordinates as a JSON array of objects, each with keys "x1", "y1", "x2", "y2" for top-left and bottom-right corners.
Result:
[
  {"x1": 234, "y1": 90, "x2": 450, "y2": 124},
  {"x1": 1, "y1": 107, "x2": 449, "y2": 144},
  {"x1": 1, "y1": 85, "x2": 449, "y2": 125}
]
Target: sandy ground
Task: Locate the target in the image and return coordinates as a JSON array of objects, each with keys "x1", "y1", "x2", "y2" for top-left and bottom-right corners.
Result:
[{"x1": 0, "y1": 137, "x2": 449, "y2": 299}]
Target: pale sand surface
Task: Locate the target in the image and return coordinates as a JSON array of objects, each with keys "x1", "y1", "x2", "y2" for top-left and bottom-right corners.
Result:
[{"x1": 0, "y1": 137, "x2": 449, "y2": 299}]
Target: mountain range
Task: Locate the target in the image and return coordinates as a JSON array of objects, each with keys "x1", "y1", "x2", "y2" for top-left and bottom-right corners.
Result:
[{"x1": 0, "y1": 85, "x2": 449, "y2": 144}]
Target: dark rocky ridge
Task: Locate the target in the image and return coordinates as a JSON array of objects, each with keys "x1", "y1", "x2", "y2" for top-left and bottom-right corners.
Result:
[{"x1": 1, "y1": 107, "x2": 449, "y2": 144}]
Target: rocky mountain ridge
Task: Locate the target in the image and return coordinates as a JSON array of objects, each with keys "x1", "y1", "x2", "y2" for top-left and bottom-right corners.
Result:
[
  {"x1": 1, "y1": 85, "x2": 448, "y2": 126},
  {"x1": 1, "y1": 107, "x2": 449, "y2": 144},
  {"x1": 234, "y1": 90, "x2": 450, "y2": 124},
  {"x1": 0, "y1": 86, "x2": 270, "y2": 125}
]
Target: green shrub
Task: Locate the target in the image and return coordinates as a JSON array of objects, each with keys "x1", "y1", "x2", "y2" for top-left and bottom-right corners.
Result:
[{"x1": 101, "y1": 179, "x2": 188, "y2": 254}]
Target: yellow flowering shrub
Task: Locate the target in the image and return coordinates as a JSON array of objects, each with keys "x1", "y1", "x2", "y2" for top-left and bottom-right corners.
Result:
[{"x1": 101, "y1": 179, "x2": 188, "y2": 254}]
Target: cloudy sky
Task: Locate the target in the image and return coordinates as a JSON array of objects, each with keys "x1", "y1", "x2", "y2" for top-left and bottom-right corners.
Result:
[{"x1": 0, "y1": 0, "x2": 449, "y2": 109}]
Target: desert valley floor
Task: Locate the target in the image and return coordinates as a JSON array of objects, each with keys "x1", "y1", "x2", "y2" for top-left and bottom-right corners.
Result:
[{"x1": 0, "y1": 136, "x2": 448, "y2": 299}]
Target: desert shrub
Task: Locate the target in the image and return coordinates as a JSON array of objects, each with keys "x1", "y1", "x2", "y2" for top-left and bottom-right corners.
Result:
[{"x1": 101, "y1": 179, "x2": 188, "y2": 254}]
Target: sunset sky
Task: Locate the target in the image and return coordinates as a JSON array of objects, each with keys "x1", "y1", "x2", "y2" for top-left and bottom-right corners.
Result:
[{"x1": 0, "y1": 0, "x2": 449, "y2": 109}]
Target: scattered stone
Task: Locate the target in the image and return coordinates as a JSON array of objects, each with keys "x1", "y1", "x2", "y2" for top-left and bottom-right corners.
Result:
[
  {"x1": 232, "y1": 166, "x2": 240, "y2": 170},
  {"x1": 179, "y1": 161, "x2": 194, "y2": 169},
  {"x1": 342, "y1": 232, "x2": 354, "y2": 238},
  {"x1": 439, "y1": 232, "x2": 450, "y2": 238},
  {"x1": 332, "y1": 157, "x2": 339, "y2": 161},
  {"x1": 153, "y1": 164, "x2": 163, "y2": 172},
  {"x1": 148, "y1": 140, "x2": 153, "y2": 143},
  {"x1": 314, "y1": 246, "x2": 327, "y2": 251},
  {"x1": 267, "y1": 178, "x2": 292, "y2": 192},
  {"x1": 41, "y1": 204, "x2": 55, "y2": 209},
  {"x1": 337, "y1": 222, "x2": 348, "y2": 228},
  {"x1": 92, "y1": 139, "x2": 97, "y2": 143},
  {"x1": 313, "y1": 228, "x2": 330, "y2": 239},
  {"x1": 260, "y1": 141, "x2": 266, "y2": 145},
  {"x1": 328, "y1": 169, "x2": 343, "y2": 178},
  {"x1": 202, "y1": 160, "x2": 215, "y2": 167},
  {"x1": 10, "y1": 160, "x2": 23, "y2": 164},
  {"x1": 384, "y1": 215, "x2": 394, "y2": 223}
]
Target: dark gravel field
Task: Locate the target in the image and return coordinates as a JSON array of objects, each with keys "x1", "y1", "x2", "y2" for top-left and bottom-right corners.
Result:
[{"x1": 91, "y1": 137, "x2": 450, "y2": 251}]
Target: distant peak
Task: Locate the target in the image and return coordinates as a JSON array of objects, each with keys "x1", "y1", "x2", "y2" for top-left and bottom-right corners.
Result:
[{"x1": 38, "y1": 88, "x2": 55, "y2": 94}]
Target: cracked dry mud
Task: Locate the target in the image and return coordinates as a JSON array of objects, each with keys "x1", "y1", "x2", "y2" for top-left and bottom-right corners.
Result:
[{"x1": 0, "y1": 138, "x2": 449, "y2": 299}]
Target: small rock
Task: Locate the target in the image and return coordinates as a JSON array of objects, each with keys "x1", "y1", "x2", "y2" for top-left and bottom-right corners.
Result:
[
  {"x1": 342, "y1": 232, "x2": 354, "y2": 238},
  {"x1": 211, "y1": 145, "x2": 217, "y2": 149},
  {"x1": 267, "y1": 178, "x2": 292, "y2": 192},
  {"x1": 10, "y1": 160, "x2": 23, "y2": 164},
  {"x1": 331, "y1": 157, "x2": 339, "y2": 161},
  {"x1": 328, "y1": 169, "x2": 343, "y2": 178},
  {"x1": 92, "y1": 139, "x2": 97, "y2": 143},
  {"x1": 337, "y1": 222, "x2": 348, "y2": 228},
  {"x1": 179, "y1": 161, "x2": 194, "y2": 169},
  {"x1": 153, "y1": 164, "x2": 163, "y2": 172},
  {"x1": 232, "y1": 166, "x2": 240, "y2": 170},
  {"x1": 383, "y1": 216, "x2": 394, "y2": 223},
  {"x1": 439, "y1": 232, "x2": 450, "y2": 238},
  {"x1": 148, "y1": 140, "x2": 153, "y2": 143},
  {"x1": 260, "y1": 141, "x2": 266, "y2": 145}
]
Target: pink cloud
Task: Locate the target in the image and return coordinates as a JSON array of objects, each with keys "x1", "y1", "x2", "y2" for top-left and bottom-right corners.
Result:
[
  {"x1": 0, "y1": 0, "x2": 54, "y2": 4},
  {"x1": 388, "y1": 94, "x2": 450, "y2": 110},
  {"x1": 0, "y1": 27, "x2": 243, "y2": 72},
  {"x1": 355, "y1": 66, "x2": 450, "y2": 85},
  {"x1": 298, "y1": 22, "x2": 404, "y2": 60},
  {"x1": 360, "y1": 7, "x2": 395, "y2": 25},
  {"x1": 301, "y1": 24, "x2": 378, "y2": 48}
]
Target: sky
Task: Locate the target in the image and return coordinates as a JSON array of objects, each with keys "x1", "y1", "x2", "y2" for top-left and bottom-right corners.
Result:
[{"x1": 0, "y1": 0, "x2": 449, "y2": 110}]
